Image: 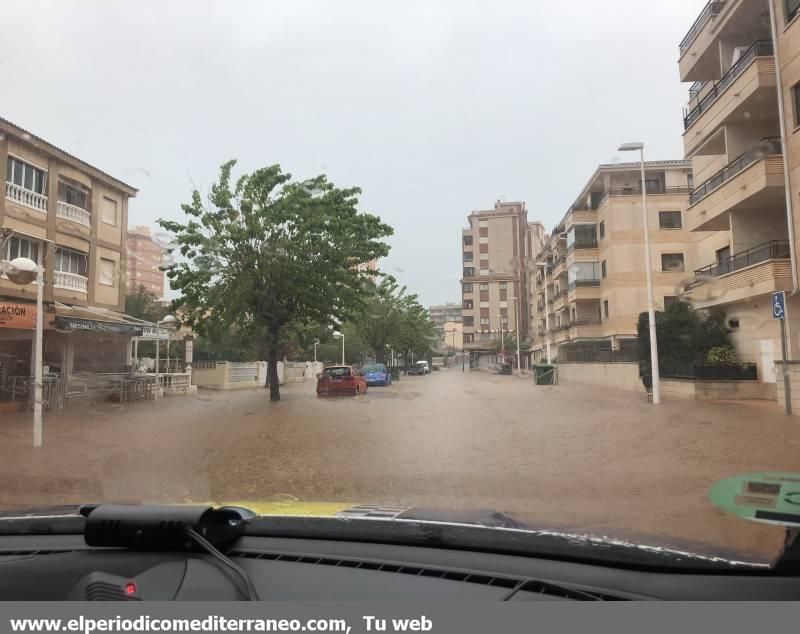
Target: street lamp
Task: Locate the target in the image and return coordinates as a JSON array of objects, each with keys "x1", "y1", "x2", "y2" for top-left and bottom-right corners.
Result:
[
  {"x1": 333, "y1": 331, "x2": 345, "y2": 365},
  {"x1": 509, "y1": 297, "x2": 522, "y2": 375},
  {"x1": 619, "y1": 141, "x2": 660, "y2": 404},
  {"x1": 0, "y1": 255, "x2": 44, "y2": 447},
  {"x1": 313, "y1": 338, "x2": 320, "y2": 363},
  {"x1": 154, "y1": 315, "x2": 177, "y2": 400}
]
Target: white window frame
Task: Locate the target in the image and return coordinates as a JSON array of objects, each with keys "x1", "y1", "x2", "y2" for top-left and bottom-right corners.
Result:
[
  {"x1": 99, "y1": 258, "x2": 116, "y2": 286},
  {"x1": 54, "y1": 247, "x2": 88, "y2": 276},
  {"x1": 7, "y1": 154, "x2": 48, "y2": 195},
  {"x1": 101, "y1": 195, "x2": 118, "y2": 226}
]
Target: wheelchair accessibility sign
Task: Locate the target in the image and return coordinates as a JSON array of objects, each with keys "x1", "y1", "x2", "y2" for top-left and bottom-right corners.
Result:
[{"x1": 773, "y1": 291, "x2": 787, "y2": 320}]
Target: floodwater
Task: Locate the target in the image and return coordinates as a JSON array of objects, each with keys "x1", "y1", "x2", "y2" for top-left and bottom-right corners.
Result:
[{"x1": 0, "y1": 369, "x2": 797, "y2": 561}]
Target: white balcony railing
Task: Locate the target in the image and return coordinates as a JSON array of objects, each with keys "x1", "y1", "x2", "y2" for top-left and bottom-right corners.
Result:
[
  {"x1": 53, "y1": 271, "x2": 88, "y2": 293},
  {"x1": 5, "y1": 181, "x2": 48, "y2": 213},
  {"x1": 56, "y1": 200, "x2": 91, "y2": 227}
]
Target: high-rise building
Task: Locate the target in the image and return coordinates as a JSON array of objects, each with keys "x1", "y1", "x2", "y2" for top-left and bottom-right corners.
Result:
[
  {"x1": 529, "y1": 161, "x2": 694, "y2": 363},
  {"x1": 428, "y1": 303, "x2": 463, "y2": 352},
  {"x1": 126, "y1": 225, "x2": 165, "y2": 298},
  {"x1": 677, "y1": 0, "x2": 800, "y2": 400},
  {"x1": 460, "y1": 201, "x2": 531, "y2": 356}
]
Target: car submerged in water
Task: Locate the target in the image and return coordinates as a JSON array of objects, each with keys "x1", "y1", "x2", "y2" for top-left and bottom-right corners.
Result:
[{"x1": 361, "y1": 363, "x2": 392, "y2": 386}]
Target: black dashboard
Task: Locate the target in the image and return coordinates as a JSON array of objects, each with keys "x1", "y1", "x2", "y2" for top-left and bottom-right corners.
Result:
[{"x1": 0, "y1": 533, "x2": 798, "y2": 600}]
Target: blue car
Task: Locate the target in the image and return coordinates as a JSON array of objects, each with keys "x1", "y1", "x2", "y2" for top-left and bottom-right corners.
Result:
[{"x1": 362, "y1": 363, "x2": 392, "y2": 386}]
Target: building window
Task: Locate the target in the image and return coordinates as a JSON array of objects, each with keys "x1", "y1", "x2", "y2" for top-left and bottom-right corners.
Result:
[
  {"x1": 659, "y1": 211, "x2": 682, "y2": 229},
  {"x1": 480, "y1": 317, "x2": 490, "y2": 327},
  {"x1": 54, "y1": 247, "x2": 88, "y2": 276},
  {"x1": 463, "y1": 283, "x2": 473, "y2": 293},
  {"x1": 463, "y1": 251, "x2": 473, "y2": 262},
  {"x1": 661, "y1": 253, "x2": 685, "y2": 272},
  {"x1": 599, "y1": 221, "x2": 605, "y2": 239},
  {"x1": 3, "y1": 236, "x2": 40, "y2": 263},
  {"x1": 99, "y1": 258, "x2": 116, "y2": 286},
  {"x1": 6, "y1": 156, "x2": 47, "y2": 194},
  {"x1": 463, "y1": 299, "x2": 473, "y2": 309},
  {"x1": 479, "y1": 268, "x2": 489, "y2": 276},
  {"x1": 603, "y1": 300, "x2": 609, "y2": 319},
  {"x1": 499, "y1": 282, "x2": 507, "y2": 290},
  {"x1": 463, "y1": 235, "x2": 473, "y2": 246},
  {"x1": 664, "y1": 296, "x2": 678, "y2": 309},
  {"x1": 101, "y1": 196, "x2": 118, "y2": 225},
  {"x1": 60, "y1": 182, "x2": 89, "y2": 209},
  {"x1": 601, "y1": 260, "x2": 607, "y2": 278},
  {"x1": 479, "y1": 283, "x2": 489, "y2": 291},
  {"x1": 464, "y1": 316, "x2": 474, "y2": 327},
  {"x1": 479, "y1": 227, "x2": 488, "y2": 238},
  {"x1": 463, "y1": 333, "x2": 474, "y2": 344},
  {"x1": 794, "y1": 82, "x2": 800, "y2": 126},
  {"x1": 463, "y1": 267, "x2": 474, "y2": 278},
  {"x1": 788, "y1": 0, "x2": 800, "y2": 23}
]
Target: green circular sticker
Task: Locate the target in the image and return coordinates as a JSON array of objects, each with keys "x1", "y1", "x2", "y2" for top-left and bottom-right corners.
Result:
[{"x1": 710, "y1": 472, "x2": 800, "y2": 527}]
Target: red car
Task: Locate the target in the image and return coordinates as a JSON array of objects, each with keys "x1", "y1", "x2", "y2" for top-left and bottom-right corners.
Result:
[{"x1": 316, "y1": 365, "x2": 368, "y2": 397}]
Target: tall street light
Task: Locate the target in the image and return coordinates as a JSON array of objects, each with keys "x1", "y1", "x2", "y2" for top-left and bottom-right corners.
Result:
[
  {"x1": 0, "y1": 254, "x2": 44, "y2": 446},
  {"x1": 154, "y1": 315, "x2": 177, "y2": 400},
  {"x1": 619, "y1": 141, "x2": 660, "y2": 404},
  {"x1": 509, "y1": 297, "x2": 522, "y2": 376},
  {"x1": 313, "y1": 338, "x2": 320, "y2": 364},
  {"x1": 333, "y1": 331, "x2": 345, "y2": 365}
]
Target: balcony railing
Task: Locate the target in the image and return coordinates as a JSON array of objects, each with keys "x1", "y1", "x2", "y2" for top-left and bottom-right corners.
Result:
[
  {"x1": 54, "y1": 271, "x2": 88, "y2": 293},
  {"x1": 689, "y1": 137, "x2": 782, "y2": 205},
  {"x1": 606, "y1": 186, "x2": 692, "y2": 197},
  {"x1": 567, "y1": 279, "x2": 601, "y2": 291},
  {"x1": 679, "y1": 1, "x2": 726, "y2": 54},
  {"x1": 694, "y1": 240, "x2": 790, "y2": 278},
  {"x1": 688, "y1": 80, "x2": 708, "y2": 100},
  {"x1": 551, "y1": 323, "x2": 571, "y2": 333},
  {"x1": 56, "y1": 200, "x2": 91, "y2": 227},
  {"x1": 683, "y1": 40, "x2": 773, "y2": 129},
  {"x1": 5, "y1": 182, "x2": 47, "y2": 213},
  {"x1": 569, "y1": 319, "x2": 602, "y2": 328},
  {"x1": 567, "y1": 240, "x2": 599, "y2": 253}
]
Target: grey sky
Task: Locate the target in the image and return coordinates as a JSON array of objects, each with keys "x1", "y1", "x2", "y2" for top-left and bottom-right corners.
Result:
[{"x1": 2, "y1": 0, "x2": 701, "y2": 306}]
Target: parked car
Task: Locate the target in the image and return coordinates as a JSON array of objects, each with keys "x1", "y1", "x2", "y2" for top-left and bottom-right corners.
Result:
[
  {"x1": 316, "y1": 365, "x2": 368, "y2": 397},
  {"x1": 408, "y1": 361, "x2": 429, "y2": 376},
  {"x1": 361, "y1": 363, "x2": 392, "y2": 386}
]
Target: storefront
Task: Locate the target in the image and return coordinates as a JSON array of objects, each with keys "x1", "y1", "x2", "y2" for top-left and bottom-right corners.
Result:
[{"x1": 0, "y1": 300, "x2": 38, "y2": 402}]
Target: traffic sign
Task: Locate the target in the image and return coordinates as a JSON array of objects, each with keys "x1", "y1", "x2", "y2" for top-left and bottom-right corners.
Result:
[{"x1": 772, "y1": 290, "x2": 786, "y2": 320}]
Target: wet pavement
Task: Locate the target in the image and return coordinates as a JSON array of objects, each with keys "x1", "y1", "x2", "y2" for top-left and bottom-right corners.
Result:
[{"x1": 1, "y1": 369, "x2": 798, "y2": 561}]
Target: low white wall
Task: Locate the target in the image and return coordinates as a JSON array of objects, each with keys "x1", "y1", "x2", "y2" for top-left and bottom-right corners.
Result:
[{"x1": 558, "y1": 363, "x2": 643, "y2": 392}]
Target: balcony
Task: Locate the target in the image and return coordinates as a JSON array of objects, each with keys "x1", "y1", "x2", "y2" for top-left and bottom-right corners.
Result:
[
  {"x1": 689, "y1": 240, "x2": 791, "y2": 307},
  {"x1": 5, "y1": 182, "x2": 47, "y2": 214},
  {"x1": 686, "y1": 138, "x2": 784, "y2": 231},
  {"x1": 553, "y1": 289, "x2": 568, "y2": 312},
  {"x1": 54, "y1": 271, "x2": 88, "y2": 294},
  {"x1": 567, "y1": 279, "x2": 602, "y2": 301},
  {"x1": 684, "y1": 41, "x2": 773, "y2": 131},
  {"x1": 552, "y1": 256, "x2": 566, "y2": 277},
  {"x1": 679, "y1": 1, "x2": 726, "y2": 56},
  {"x1": 56, "y1": 200, "x2": 91, "y2": 227},
  {"x1": 569, "y1": 319, "x2": 603, "y2": 339},
  {"x1": 566, "y1": 239, "x2": 598, "y2": 254}
]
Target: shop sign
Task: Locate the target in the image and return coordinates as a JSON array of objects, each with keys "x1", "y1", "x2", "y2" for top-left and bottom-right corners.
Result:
[
  {"x1": 54, "y1": 316, "x2": 138, "y2": 335},
  {"x1": 0, "y1": 302, "x2": 36, "y2": 329}
]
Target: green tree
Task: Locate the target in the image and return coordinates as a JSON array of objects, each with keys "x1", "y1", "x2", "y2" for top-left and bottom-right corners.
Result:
[
  {"x1": 489, "y1": 332, "x2": 529, "y2": 354},
  {"x1": 391, "y1": 303, "x2": 437, "y2": 370},
  {"x1": 125, "y1": 285, "x2": 168, "y2": 323},
  {"x1": 160, "y1": 161, "x2": 393, "y2": 400}
]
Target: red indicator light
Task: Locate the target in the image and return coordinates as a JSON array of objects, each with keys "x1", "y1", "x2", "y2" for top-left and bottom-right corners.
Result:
[{"x1": 125, "y1": 582, "x2": 137, "y2": 595}]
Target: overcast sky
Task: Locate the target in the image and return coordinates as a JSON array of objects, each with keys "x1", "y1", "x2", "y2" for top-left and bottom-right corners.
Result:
[{"x1": 1, "y1": 0, "x2": 702, "y2": 306}]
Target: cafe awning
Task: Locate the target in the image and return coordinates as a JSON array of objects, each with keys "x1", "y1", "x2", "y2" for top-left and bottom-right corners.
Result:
[{"x1": 54, "y1": 316, "x2": 140, "y2": 335}]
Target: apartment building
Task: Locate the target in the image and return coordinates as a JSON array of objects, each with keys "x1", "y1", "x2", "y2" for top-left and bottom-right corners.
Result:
[
  {"x1": 677, "y1": 0, "x2": 800, "y2": 395},
  {"x1": 529, "y1": 161, "x2": 694, "y2": 362},
  {"x1": 460, "y1": 201, "x2": 531, "y2": 356},
  {"x1": 428, "y1": 303, "x2": 463, "y2": 353},
  {"x1": 127, "y1": 225, "x2": 166, "y2": 298},
  {"x1": 1, "y1": 117, "x2": 137, "y2": 382}
]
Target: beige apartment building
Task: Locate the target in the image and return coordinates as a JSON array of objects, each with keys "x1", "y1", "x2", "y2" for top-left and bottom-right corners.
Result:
[
  {"x1": 677, "y1": 0, "x2": 800, "y2": 396},
  {"x1": 0, "y1": 117, "x2": 137, "y2": 385},
  {"x1": 460, "y1": 201, "x2": 535, "y2": 357},
  {"x1": 530, "y1": 161, "x2": 695, "y2": 362},
  {"x1": 428, "y1": 302, "x2": 463, "y2": 353},
  {"x1": 127, "y1": 225, "x2": 166, "y2": 298}
]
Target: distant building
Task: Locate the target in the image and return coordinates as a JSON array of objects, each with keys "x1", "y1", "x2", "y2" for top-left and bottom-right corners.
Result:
[
  {"x1": 126, "y1": 225, "x2": 165, "y2": 298},
  {"x1": 440, "y1": 320, "x2": 463, "y2": 352},
  {"x1": 429, "y1": 304, "x2": 463, "y2": 352}
]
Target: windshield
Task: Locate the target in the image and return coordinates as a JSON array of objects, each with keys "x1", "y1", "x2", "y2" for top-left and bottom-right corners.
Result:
[
  {"x1": 362, "y1": 364, "x2": 385, "y2": 373},
  {"x1": 1, "y1": 0, "x2": 797, "y2": 569}
]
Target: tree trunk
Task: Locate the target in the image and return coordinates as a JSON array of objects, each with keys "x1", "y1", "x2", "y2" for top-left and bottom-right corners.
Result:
[{"x1": 266, "y1": 339, "x2": 280, "y2": 401}]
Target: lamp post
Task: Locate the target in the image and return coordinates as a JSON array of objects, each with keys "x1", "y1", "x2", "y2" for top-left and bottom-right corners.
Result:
[
  {"x1": 0, "y1": 254, "x2": 44, "y2": 446},
  {"x1": 333, "y1": 331, "x2": 345, "y2": 365},
  {"x1": 509, "y1": 297, "x2": 522, "y2": 375},
  {"x1": 154, "y1": 315, "x2": 177, "y2": 400},
  {"x1": 313, "y1": 339, "x2": 320, "y2": 363},
  {"x1": 619, "y1": 141, "x2": 660, "y2": 404}
]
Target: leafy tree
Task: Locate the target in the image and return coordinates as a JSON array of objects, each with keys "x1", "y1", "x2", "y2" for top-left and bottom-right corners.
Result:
[
  {"x1": 125, "y1": 285, "x2": 168, "y2": 323},
  {"x1": 489, "y1": 332, "x2": 529, "y2": 354},
  {"x1": 637, "y1": 301, "x2": 732, "y2": 369},
  {"x1": 160, "y1": 161, "x2": 393, "y2": 400},
  {"x1": 391, "y1": 303, "x2": 438, "y2": 370}
]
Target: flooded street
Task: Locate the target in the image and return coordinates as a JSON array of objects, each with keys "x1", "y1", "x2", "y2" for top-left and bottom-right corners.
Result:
[{"x1": 1, "y1": 370, "x2": 798, "y2": 560}]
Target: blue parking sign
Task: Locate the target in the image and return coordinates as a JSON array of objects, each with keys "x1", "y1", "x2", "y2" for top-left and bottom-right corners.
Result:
[{"x1": 772, "y1": 291, "x2": 786, "y2": 320}]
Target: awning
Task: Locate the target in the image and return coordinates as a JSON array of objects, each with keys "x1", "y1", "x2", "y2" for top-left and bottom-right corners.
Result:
[{"x1": 54, "y1": 315, "x2": 140, "y2": 335}]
